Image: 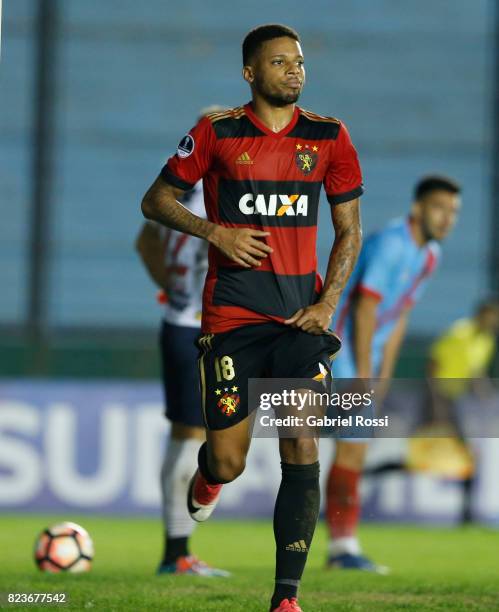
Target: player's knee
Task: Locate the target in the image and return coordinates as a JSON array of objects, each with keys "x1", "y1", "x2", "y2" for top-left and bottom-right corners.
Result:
[
  {"x1": 280, "y1": 437, "x2": 318, "y2": 464},
  {"x1": 208, "y1": 453, "x2": 246, "y2": 483},
  {"x1": 335, "y1": 440, "x2": 368, "y2": 470}
]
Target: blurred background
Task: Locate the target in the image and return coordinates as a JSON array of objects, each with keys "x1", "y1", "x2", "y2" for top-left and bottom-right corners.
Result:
[{"x1": 1, "y1": 0, "x2": 498, "y2": 522}]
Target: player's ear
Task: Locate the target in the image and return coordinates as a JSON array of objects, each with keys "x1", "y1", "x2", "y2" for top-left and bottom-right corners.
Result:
[
  {"x1": 243, "y1": 65, "x2": 254, "y2": 84},
  {"x1": 411, "y1": 200, "x2": 422, "y2": 219}
]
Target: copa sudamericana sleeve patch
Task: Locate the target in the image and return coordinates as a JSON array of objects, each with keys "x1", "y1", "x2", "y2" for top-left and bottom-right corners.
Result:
[
  {"x1": 177, "y1": 134, "x2": 195, "y2": 158},
  {"x1": 163, "y1": 117, "x2": 215, "y2": 187}
]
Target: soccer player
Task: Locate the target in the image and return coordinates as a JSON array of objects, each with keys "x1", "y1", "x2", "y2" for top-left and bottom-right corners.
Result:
[
  {"x1": 141, "y1": 24, "x2": 363, "y2": 612},
  {"x1": 136, "y1": 106, "x2": 230, "y2": 576},
  {"x1": 364, "y1": 298, "x2": 498, "y2": 522},
  {"x1": 325, "y1": 175, "x2": 461, "y2": 571},
  {"x1": 428, "y1": 298, "x2": 499, "y2": 523},
  {"x1": 429, "y1": 298, "x2": 499, "y2": 384}
]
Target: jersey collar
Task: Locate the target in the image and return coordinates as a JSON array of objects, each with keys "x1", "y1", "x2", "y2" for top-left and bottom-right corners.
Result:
[{"x1": 244, "y1": 102, "x2": 300, "y2": 137}]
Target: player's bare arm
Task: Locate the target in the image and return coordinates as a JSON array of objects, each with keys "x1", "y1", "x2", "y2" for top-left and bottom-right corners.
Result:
[
  {"x1": 379, "y1": 309, "x2": 410, "y2": 380},
  {"x1": 142, "y1": 176, "x2": 213, "y2": 237},
  {"x1": 285, "y1": 198, "x2": 362, "y2": 334},
  {"x1": 373, "y1": 308, "x2": 410, "y2": 400},
  {"x1": 141, "y1": 175, "x2": 273, "y2": 268},
  {"x1": 320, "y1": 198, "x2": 362, "y2": 312},
  {"x1": 353, "y1": 292, "x2": 379, "y2": 378},
  {"x1": 135, "y1": 222, "x2": 170, "y2": 291}
]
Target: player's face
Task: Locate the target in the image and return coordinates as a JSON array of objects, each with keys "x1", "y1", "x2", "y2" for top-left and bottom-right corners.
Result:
[
  {"x1": 478, "y1": 307, "x2": 499, "y2": 333},
  {"x1": 416, "y1": 190, "x2": 461, "y2": 242},
  {"x1": 244, "y1": 37, "x2": 305, "y2": 107}
]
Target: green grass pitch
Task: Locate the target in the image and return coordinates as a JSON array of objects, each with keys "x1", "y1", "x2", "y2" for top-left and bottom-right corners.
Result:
[{"x1": 0, "y1": 515, "x2": 498, "y2": 611}]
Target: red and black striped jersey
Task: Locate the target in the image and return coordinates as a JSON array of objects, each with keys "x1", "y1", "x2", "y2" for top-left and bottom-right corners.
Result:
[{"x1": 162, "y1": 103, "x2": 363, "y2": 334}]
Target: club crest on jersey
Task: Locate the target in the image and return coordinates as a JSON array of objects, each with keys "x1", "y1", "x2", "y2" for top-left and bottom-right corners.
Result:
[
  {"x1": 177, "y1": 134, "x2": 195, "y2": 158},
  {"x1": 217, "y1": 392, "x2": 240, "y2": 417},
  {"x1": 295, "y1": 151, "x2": 318, "y2": 175},
  {"x1": 239, "y1": 193, "x2": 308, "y2": 216}
]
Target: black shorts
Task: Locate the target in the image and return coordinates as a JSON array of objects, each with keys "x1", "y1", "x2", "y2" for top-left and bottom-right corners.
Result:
[
  {"x1": 196, "y1": 322, "x2": 341, "y2": 430},
  {"x1": 160, "y1": 320, "x2": 204, "y2": 428}
]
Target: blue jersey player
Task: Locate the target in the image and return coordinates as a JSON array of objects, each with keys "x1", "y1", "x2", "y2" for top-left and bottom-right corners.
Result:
[{"x1": 325, "y1": 175, "x2": 461, "y2": 571}]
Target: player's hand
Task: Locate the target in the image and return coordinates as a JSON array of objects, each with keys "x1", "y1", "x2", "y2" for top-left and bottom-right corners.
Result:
[
  {"x1": 284, "y1": 302, "x2": 334, "y2": 335},
  {"x1": 209, "y1": 225, "x2": 273, "y2": 268}
]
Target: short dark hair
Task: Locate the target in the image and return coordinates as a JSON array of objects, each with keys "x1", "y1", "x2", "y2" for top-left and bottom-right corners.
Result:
[
  {"x1": 242, "y1": 24, "x2": 300, "y2": 66},
  {"x1": 414, "y1": 175, "x2": 461, "y2": 200}
]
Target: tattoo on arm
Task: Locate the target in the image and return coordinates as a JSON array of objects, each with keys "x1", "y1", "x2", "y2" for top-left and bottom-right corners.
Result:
[
  {"x1": 141, "y1": 175, "x2": 216, "y2": 241},
  {"x1": 319, "y1": 199, "x2": 362, "y2": 312}
]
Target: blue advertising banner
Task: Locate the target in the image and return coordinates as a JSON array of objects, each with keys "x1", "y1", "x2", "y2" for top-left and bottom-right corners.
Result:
[{"x1": 1, "y1": 380, "x2": 498, "y2": 524}]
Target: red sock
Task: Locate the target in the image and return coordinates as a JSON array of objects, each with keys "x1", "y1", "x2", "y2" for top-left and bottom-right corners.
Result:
[
  {"x1": 325, "y1": 464, "x2": 361, "y2": 539},
  {"x1": 193, "y1": 470, "x2": 222, "y2": 505}
]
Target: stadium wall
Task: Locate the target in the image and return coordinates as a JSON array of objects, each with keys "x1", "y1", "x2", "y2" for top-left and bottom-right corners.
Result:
[{"x1": 0, "y1": 0, "x2": 495, "y2": 337}]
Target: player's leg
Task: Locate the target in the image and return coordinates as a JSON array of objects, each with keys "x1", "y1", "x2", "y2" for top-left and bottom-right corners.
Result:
[
  {"x1": 448, "y1": 396, "x2": 475, "y2": 525},
  {"x1": 326, "y1": 437, "x2": 389, "y2": 572},
  {"x1": 271, "y1": 432, "x2": 320, "y2": 612},
  {"x1": 268, "y1": 326, "x2": 341, "y2": 611},
  {"x1": 326, "y1": 439, "x2": 368, "y2": 562},
  {"x1": 325, "y1": 343, "x2": 363, "y2": 562},
  {"x1": 460, "y1": 473, "x2": 474, "y2": 524},
  {"x1": 188, "y1": 416, "x2": 253, "y2": 521},
  {"x1": 158, "y1": 321, "x2": 229, "y2": 576},
  {"x1": 327, "y1": 435, "x2": 388, "y2": 574},
  {"x1": 188, "y1": 325, "x2": 269, "y2": 522},
  {"x1": 324, "y1": 344, "x2": 387, "y2": 572},
  {"x1": 159, "y1": 423, "x2": 203, "y2": 571}
]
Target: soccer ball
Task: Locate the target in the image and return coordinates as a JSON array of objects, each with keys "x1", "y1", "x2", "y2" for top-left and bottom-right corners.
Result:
[{"x1": 34, "y1": 522, "x2": 94, "y2": 573}]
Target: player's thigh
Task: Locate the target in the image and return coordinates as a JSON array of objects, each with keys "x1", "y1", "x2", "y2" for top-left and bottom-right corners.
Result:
[
  {"x1": 266, "y1": 329, "x2": 339, "y2": 459},
  {"x1": 197, "y1": 325, "x2": 270, "y2": 432},
  {"x1": 206, "y1": 415, "x2": 254, "y2": 468},
  {"x1": 277, "y1": 384, "x2": 321, "y2": 464}
]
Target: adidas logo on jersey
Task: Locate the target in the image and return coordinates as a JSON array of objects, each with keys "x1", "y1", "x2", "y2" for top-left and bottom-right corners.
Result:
[
  {"x1": 238, "y1": 194, "x2": 308, "y2": 216},
  {"x1": 285, "y1": 540, "x2": 309, "y2": 552},
  {"x1": 236, "y1": 152, "x2": 254, "y2": 165}
]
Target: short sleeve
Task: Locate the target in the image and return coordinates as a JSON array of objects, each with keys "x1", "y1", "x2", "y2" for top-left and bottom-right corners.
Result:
[
  {"x1": 161, "y1": 118, "x2": 216, "y2": 191},
  {"x1": 324, "y1": 122, "x2": 364, "y2": 205},
  {"x1": 358, "y1": 234, "x2": 404, "y2": 301}
]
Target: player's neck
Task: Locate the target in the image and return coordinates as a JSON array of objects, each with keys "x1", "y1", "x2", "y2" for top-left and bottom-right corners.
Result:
[
  {"x1": 250, "y1": 98, "x2": 296, "y2": 133},
  {"x1": 408, "y1": 216, "x2": 427, "y2": 247}
]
